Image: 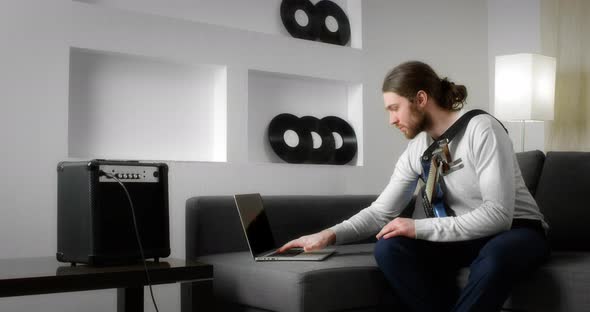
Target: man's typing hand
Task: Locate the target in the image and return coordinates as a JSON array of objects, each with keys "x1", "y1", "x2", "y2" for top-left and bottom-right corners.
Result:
[
  {"x1": 376, "y1": 218, "x2": 416, "y2": 240},
  {"x1": 278, "y1": 229, "x2": 336, "y2": 253}
]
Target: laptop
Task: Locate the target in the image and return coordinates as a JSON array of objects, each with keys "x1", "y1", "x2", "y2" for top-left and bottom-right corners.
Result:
[{"x1": 233, "y1": 193, "x2": 335, "y2": 261}]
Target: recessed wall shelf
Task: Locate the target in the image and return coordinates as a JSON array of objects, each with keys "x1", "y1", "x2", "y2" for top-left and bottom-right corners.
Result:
[
  {"x1": 68, "y1": 47, "x2": 227, "y2": 162},
  {"x1": 247, "y1": 70, "x2": 363, "y2": 166}
]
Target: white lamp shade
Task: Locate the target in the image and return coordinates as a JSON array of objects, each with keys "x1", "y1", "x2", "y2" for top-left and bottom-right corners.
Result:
[{"x1": 494, "y1": 53, "x2": 556, "y2": 121}]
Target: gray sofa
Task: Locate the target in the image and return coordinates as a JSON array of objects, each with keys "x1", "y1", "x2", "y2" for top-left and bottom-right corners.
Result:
[{"x1": 182, "y1": 151, "x2": 590, "y2": 312}]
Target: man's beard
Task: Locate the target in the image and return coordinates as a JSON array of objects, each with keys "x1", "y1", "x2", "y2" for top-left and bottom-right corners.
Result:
[{"x1": 403, "y1": 103, "x2": 431, "y2": 139}]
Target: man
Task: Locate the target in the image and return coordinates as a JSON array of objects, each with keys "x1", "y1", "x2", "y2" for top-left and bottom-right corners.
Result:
[{"x1": 279, "y1": 61, "x2": 549, "y2": 312}]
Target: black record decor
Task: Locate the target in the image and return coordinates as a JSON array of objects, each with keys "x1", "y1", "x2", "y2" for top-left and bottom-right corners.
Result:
[
  {"x1": 313, "y1": 0, "x2": 351, "y2": 46},
  {"x1": 280, "y1": 0, "x2": 316, "y2": 41},
  {"x1": 280, "y1": 0, "x2": 351, "y2": 46},
  {"x1": 299, "y1": 116, "x2": 335, "y2": 164},
  {"x1": 268, "y1": 113, "x2": 313, "y2": 164},
  {"x1": 267, "y1": 114, "x2": 357, "y2": 165},
  {"x1": 320, "y1": 116, "x2": 357, "y2": 164}
]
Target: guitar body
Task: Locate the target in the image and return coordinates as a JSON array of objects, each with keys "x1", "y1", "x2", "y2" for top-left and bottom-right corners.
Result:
[
  {"x1": 419, "y1": 182, "x2": 451, "y2": 217},
  {"x1": 432, "y1": 186, "x2": 450, "y2": 217}
]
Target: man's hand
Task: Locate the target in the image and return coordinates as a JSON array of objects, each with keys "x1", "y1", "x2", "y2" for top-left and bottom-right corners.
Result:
[
  {"x1": 376, "y1": 218, "x2": 416, "y2": 240},
  {"x1": 278, "y1": 229, "x2": 336, "y2": 253}
]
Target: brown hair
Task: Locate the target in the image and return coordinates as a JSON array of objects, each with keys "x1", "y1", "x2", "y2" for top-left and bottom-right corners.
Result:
[{"x1": 382, "y1": 61, "x2": 467, "y2": 111}]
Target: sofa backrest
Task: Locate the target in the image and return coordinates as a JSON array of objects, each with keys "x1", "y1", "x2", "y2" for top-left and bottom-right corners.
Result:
[
  {"x1": 184, "y1": 150, "x2": 558, "y2": 259},
  {"x1": 185, "y1": 195, "x2": 377, "y2": 259},
  {"x1": 516, "y1": 150, "x2": 546, "y2": 196},
  {"x1": 535, "y1": 152, "x2": 590, "y2": 251}
]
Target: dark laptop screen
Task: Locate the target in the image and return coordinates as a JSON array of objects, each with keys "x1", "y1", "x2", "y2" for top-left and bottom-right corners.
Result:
[{"x1": 234, "y1": 194, "x2": 276, "y2": 256}]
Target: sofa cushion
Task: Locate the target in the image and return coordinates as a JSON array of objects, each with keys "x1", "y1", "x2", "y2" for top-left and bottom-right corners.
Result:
[
  {"x1": 457, "y1": 252, "x2": 590, "y2": 312},
  {"x1": 535, "y1": 152, "x2": 590, "y2": 251},
  {"x1": 199, "y1": 243, "x2": 396, "y2": 312},
  {"x1": 515, "y1": 150, "x2": 545, "y2": 196}
]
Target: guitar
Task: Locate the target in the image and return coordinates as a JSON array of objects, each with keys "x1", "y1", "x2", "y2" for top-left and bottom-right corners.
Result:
[
  {"x1": 415, "y1": 110, "x2": 503, "y2": 218},
  {"x1": 419, "y1": 139, "x2": 463, "y2": 218}
]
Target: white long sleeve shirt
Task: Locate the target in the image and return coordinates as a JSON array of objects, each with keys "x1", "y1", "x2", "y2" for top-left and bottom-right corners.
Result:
[{"x1": 330, "y1": 113, "x2": 548, "y2": 243}]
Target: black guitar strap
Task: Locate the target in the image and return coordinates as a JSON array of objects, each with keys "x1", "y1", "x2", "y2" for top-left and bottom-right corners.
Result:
[{"x1": 421, "y1": 109, "x2": 508, "y2": 162}]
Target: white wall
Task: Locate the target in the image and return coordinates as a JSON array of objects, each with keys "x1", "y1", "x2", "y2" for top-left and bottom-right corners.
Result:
[{"x1": 0, "y1": 1, "x2": 488, "y2": 311}]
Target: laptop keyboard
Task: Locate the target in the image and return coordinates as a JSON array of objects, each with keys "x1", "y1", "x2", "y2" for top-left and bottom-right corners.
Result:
[{"x1": 269, "y1": 248, "x2": 304, "y2": 257}]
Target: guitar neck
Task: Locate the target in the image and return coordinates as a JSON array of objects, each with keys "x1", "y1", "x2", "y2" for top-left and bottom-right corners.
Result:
[{"x1": 425, "y1": 157, "x2": 439, "y2": 203}]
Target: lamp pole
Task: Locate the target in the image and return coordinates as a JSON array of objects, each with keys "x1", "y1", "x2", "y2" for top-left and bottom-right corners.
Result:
[{"x1": 521, "y1": 120, "x2": 525, "y2": 152}]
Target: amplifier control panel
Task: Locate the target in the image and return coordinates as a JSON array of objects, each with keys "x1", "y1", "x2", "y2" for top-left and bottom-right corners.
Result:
[{"x1": 98, "y1": 165, "x2": 160, "y2": 183}]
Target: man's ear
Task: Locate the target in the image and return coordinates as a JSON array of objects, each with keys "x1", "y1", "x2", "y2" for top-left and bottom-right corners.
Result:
[{"x1": 416, "y1": 90, "x2": 428, "y2": 108}]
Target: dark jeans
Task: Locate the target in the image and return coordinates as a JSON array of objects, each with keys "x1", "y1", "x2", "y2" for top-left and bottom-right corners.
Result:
[{"x1": 374, "y1": 224, "x2": 549, "y2": 312}]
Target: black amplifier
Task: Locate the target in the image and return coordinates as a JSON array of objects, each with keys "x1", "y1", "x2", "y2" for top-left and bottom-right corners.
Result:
[{"x1": 56, "y1": 160, "x2": 170, "y2": 265}]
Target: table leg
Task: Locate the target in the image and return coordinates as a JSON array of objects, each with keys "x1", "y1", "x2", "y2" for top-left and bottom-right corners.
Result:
[
  {"x1": 180, "y1": 280, "x2": 213, "y2": 312},
  {"x1": 117, "y1": 286, "x2": 144, "y2": 312}
]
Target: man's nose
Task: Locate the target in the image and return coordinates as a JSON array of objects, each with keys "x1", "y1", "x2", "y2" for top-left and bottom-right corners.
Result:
[{"x1": 389, "y1": 112, "x2": 398, "y2": 126}]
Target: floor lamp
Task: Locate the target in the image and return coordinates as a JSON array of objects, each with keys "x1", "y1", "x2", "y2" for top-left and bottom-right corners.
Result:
[{"x1": 494, "y1": 53, "x2": 556, "y2": 152}]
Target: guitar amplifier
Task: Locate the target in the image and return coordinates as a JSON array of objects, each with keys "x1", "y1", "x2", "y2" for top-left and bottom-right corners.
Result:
[{"x1": 56, "y1": 160, "x2": 170, "y2": 265}]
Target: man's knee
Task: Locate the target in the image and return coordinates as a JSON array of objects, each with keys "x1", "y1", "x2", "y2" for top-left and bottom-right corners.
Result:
[
  {"x1": 374, "y1": 236, "x2": 414, "y2": 267},
  {"x1": 469, "y1": 253, "x2": 515, "y2": 284}
]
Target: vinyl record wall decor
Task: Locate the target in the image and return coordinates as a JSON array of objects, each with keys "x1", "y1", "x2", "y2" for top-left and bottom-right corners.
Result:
[
  {"x1": 268, "y1": 113, "x2": 357, "y2": 164},
  {"x1": 280, "y1": 0, "x2": 351, "y2": 46}
]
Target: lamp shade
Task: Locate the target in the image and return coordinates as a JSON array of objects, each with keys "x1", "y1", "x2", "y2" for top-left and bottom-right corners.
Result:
[{"x1": 494, "y1": 53, "x2": 556, "y2": 121}]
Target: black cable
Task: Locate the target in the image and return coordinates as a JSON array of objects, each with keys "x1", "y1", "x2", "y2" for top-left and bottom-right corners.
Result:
[{"x1": 101, "y1": 171, "x2": 161, "y2": 312}]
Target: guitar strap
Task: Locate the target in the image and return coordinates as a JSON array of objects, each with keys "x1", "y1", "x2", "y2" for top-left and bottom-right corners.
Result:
[
  {"x1": 401, "y1": 109, "x2": 508, "y2": 218},
  {"x1": 420, "y1": 109, "x2": 507, "y2": 162}
]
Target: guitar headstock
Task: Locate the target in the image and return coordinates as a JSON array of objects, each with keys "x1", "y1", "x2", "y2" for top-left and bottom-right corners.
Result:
[{"x1": 431, "y1": 138, "x2": 464, "y2": 176}]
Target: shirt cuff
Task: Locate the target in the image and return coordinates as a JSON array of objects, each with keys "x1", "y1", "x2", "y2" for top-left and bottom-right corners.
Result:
[
  {"x1": 414, "y1": 218, "x2": 435, "y2": 240},
  {"x1": 328, "y1": 223, "x2": 359, "y2": 245}
]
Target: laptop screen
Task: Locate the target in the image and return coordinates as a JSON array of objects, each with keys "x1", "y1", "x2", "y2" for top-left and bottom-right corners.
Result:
[{"x1": 234, "y1": 194, "x2": 277, "y2": 256}]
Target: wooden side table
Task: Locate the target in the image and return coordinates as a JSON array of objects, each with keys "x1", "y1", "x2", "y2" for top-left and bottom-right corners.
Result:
[{"x1": 0, "y1": 257, "x2": 213, "y2": 312}]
